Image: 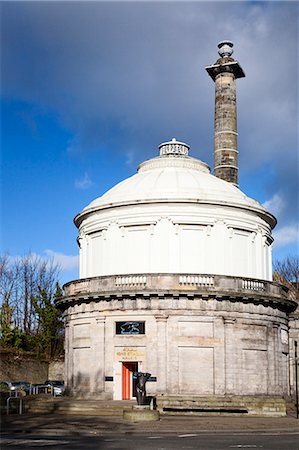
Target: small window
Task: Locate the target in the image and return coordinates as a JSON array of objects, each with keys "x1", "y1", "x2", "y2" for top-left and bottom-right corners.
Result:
[{"x1": 116, "y1": 321, "x2": 145, "y2": 335}]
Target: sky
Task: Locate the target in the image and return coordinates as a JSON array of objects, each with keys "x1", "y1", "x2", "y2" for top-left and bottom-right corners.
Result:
[{"x1": 1, "y1": 1, "x2": 298, "y2": 285}]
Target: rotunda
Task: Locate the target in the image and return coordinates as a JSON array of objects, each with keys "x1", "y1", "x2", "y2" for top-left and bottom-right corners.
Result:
[
  {"x1": 57, "y1": 42, "x2": 297, "y2": 415},
  {"x1": 76, "y1": 138, "x2": 275, "y2": 281}
]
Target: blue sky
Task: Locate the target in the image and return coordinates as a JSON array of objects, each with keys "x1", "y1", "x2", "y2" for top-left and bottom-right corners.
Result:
[{"x1": 1, "y1": 1, "x2": 298, "y2": 285}]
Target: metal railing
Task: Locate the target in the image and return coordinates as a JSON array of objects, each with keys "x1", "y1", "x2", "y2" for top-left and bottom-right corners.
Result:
[
  {"x1": 5, "y1": 384, "x2": 60, "y2": 415},
  {"x1": 6, "y1": 391, "x2": 23, "y2": 415}
]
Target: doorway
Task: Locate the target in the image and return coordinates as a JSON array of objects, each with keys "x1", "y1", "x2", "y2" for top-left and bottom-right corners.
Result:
[{"x1": 122, "y1": 362, "x2": 138, "y2": 400}]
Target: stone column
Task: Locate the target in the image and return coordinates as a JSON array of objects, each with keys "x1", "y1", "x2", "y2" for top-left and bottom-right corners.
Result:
[
  {"x1": 155, "y1": 314, "x2": 168, "y2": 394},
  {"x1": 206, "y1": 41, "x2": 245, "y2": 187},
  {"x1": 214, "y1": 71, "x2": 238, "y2": 185}
]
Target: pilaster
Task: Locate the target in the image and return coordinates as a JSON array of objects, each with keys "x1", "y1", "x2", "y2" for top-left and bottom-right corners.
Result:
[
  {"x1": 155, "y1": 314, "x2": 168, "y2": 393},
  {"x1": 224, "y1": 317, "x2": 237, "y2": 394},
  {"x1": 91, "y1": 316, "x2": 106, "y2": 394}
]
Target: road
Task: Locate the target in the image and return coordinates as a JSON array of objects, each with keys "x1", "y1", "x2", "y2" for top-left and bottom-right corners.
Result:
[
  {"x1": 2, "y1": 430, "x2": 299, "y2": 449},
  {"x1": 2, "y1": 413, "x2": 299, "y2": 449}
]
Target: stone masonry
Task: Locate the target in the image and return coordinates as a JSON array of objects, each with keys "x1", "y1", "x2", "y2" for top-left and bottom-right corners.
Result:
[{"x1": 206, "y1": 41, "x2": 245, "y2": 186}]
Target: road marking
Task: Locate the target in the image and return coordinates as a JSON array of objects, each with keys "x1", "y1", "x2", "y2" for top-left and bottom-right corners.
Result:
[
  {"x1": 229, "y1": 446, "x2": 263, "y2": 448},
  {"x1": 178, "y1": 434, "x2": 198, "y2": 438},
  {"x1": 148, "y1": 436, "x2": 162, "y2": 439}
]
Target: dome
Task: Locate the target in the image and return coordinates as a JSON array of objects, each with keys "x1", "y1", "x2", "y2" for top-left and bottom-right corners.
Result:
[
  {"x1": 76, "y1": 140, "x2": 275, "y2": 228},
  {"x1": 75, "y1": 139, "x2": 276, "y2": 281}
]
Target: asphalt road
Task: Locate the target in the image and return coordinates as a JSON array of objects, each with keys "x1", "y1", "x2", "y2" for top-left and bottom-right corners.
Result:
[
  {"x1": 2, "y1": 431, "x2": 299, "y2": 449},
  {"x1": 2, "y1": 412, "x2": 299, "y2": 449}
]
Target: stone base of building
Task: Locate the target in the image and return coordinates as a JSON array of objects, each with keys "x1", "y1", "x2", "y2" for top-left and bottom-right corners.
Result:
[
  {"x1": 156, "y1": 395, "x2": 287, "y2": 417},
  {"x1": 58, "y1": 273, "x2": 297, "y2": 403}
]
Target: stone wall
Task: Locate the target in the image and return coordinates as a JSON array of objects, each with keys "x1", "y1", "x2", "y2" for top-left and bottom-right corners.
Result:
[
  {"x1": 0, "y1": 350, "x2": 64, "y2": 383},
  {"x1": 48, "y1": 358, "x2": 64, "y2": 380},
  {"x1": 0, "y1": 350, "x2": 48, "y2": 384},
  {"x1": 62, "y1": 293, "x2": 292, "y2": 400}
]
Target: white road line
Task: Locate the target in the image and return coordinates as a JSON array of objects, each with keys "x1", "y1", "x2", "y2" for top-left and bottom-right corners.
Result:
[{"x1": 229, "y1": 446, "x2": 263, "y2": 448}]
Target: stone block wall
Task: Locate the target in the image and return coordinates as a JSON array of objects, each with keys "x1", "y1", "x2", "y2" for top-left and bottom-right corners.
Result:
[
  {"x1": 0, "y1": 350, "x2": 64, "y2": 384},
  {"x1": 63, "y1": 293, "x2": 291, "y2": 401},
  {"x1": 48, "y1": 358, "x2": 65, "y2": 380},
  {"x1": 0, "y1": 350, "x2": 49, "y2": 384}
]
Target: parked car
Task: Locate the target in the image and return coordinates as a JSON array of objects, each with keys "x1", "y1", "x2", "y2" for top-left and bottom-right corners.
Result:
[
  {"x1": 0, "y1": 381, "x2": 12, "y2": 392},
  {"x1": 45, "y1": 380, "x2": 64, "y2": 396},
  {"x1": 0, "y1": 381, "x2": 31, "y2": 395},
  {"x1": 31, "y1": 383, "x2": 49, "y2": 395},
  {"x1": 11, "y1": 381, "x2": 32, "y2": 395}
]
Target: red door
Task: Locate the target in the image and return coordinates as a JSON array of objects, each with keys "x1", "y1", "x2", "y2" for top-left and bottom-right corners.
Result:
[{"x1": 122, "y1": 362, "x2": 138, "y2": 400}]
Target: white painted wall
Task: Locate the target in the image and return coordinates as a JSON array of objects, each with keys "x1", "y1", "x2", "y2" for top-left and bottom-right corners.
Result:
[{"x1": 78, "y1": 202, "x2": 273, "y2": 281}]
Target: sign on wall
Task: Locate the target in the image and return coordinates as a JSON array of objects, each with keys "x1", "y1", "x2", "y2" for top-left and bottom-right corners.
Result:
[
  {"x1": 116, "y1": 321, "x2": 145, "y2": 335},
  {"x1": 115, "y1": 347, "x2": 146, "y2": 361}
]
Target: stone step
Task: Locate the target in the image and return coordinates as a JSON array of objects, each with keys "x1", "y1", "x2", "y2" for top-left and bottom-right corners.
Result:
[
  {"x1": 25, "y1": 397, "x2": 134, "y2": 416},
  {"x1": 155, "y1": 395, "x2": 287, "y2": 417}
]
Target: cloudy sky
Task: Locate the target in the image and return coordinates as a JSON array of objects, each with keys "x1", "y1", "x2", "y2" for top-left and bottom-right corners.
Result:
[{"x1": 1, "y1": 1, "x2": 298, "y2": 284}]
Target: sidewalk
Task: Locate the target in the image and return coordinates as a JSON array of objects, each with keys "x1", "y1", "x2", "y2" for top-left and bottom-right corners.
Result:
[{"x1": 2, "y1": 412, "x2": 299, "y2": 437}]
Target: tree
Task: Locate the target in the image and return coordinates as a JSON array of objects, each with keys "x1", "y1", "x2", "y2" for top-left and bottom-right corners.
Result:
[
  {"x1": 273, "y1": 255, "x2": 299, "y2": 303},
  {"x1": 0, "y1": 255, "x2": 17, "y2": 342},
  {"x1": 0, "y1": 253, "x2": 64, "y2": 358},
  {"x1": 32, "y1": 283, "x2": 64, "y2": 358},
  {"x1": 0, "y1": 302, "x2": 13, "y2": 347}
]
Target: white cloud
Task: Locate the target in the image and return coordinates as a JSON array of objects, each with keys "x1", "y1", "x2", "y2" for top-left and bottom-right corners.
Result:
[
  {"x1": 75, "y1": 172, "x2": 93, "y2": 190},
  {"x1": 263, "y1": 194, "x2": 285, "y2": 217},
  {"x1": 7, "y1": 251, "x2": 79, "y2": 272},
  {"x1": 125, "y1": 149, "x2": 134, "y2": 167},
  {"x1": 44, "y1": 250, "x2": 79, "y2": 271},
  {"x1": 273, "y1": 224, "x2": 299, "y2": 248}
]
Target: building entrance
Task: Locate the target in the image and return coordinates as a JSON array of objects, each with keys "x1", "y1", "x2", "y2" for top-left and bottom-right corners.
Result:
[{"x1": 122, "y1": 362, "x2": 138, "y2": 400}]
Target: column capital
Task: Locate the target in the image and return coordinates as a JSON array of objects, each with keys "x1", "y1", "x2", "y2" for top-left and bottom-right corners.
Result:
[
  {"x1": 96, "y1": 316, "x2": 106, "y2": 324},
  {"x1": 223, "y1": 317, "x2": 236, "y2": 325},
  {"x1": 155, "y1": 314, "x2": 169, "y2": 322}
]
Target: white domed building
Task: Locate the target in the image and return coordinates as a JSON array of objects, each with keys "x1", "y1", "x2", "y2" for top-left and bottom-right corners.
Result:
[
  {"x1": 77, "y1": 139, "x2": 274, "y2": 281},
  {"x1": 57, "y1": 42, "x2": 297, "y2": 415}
]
